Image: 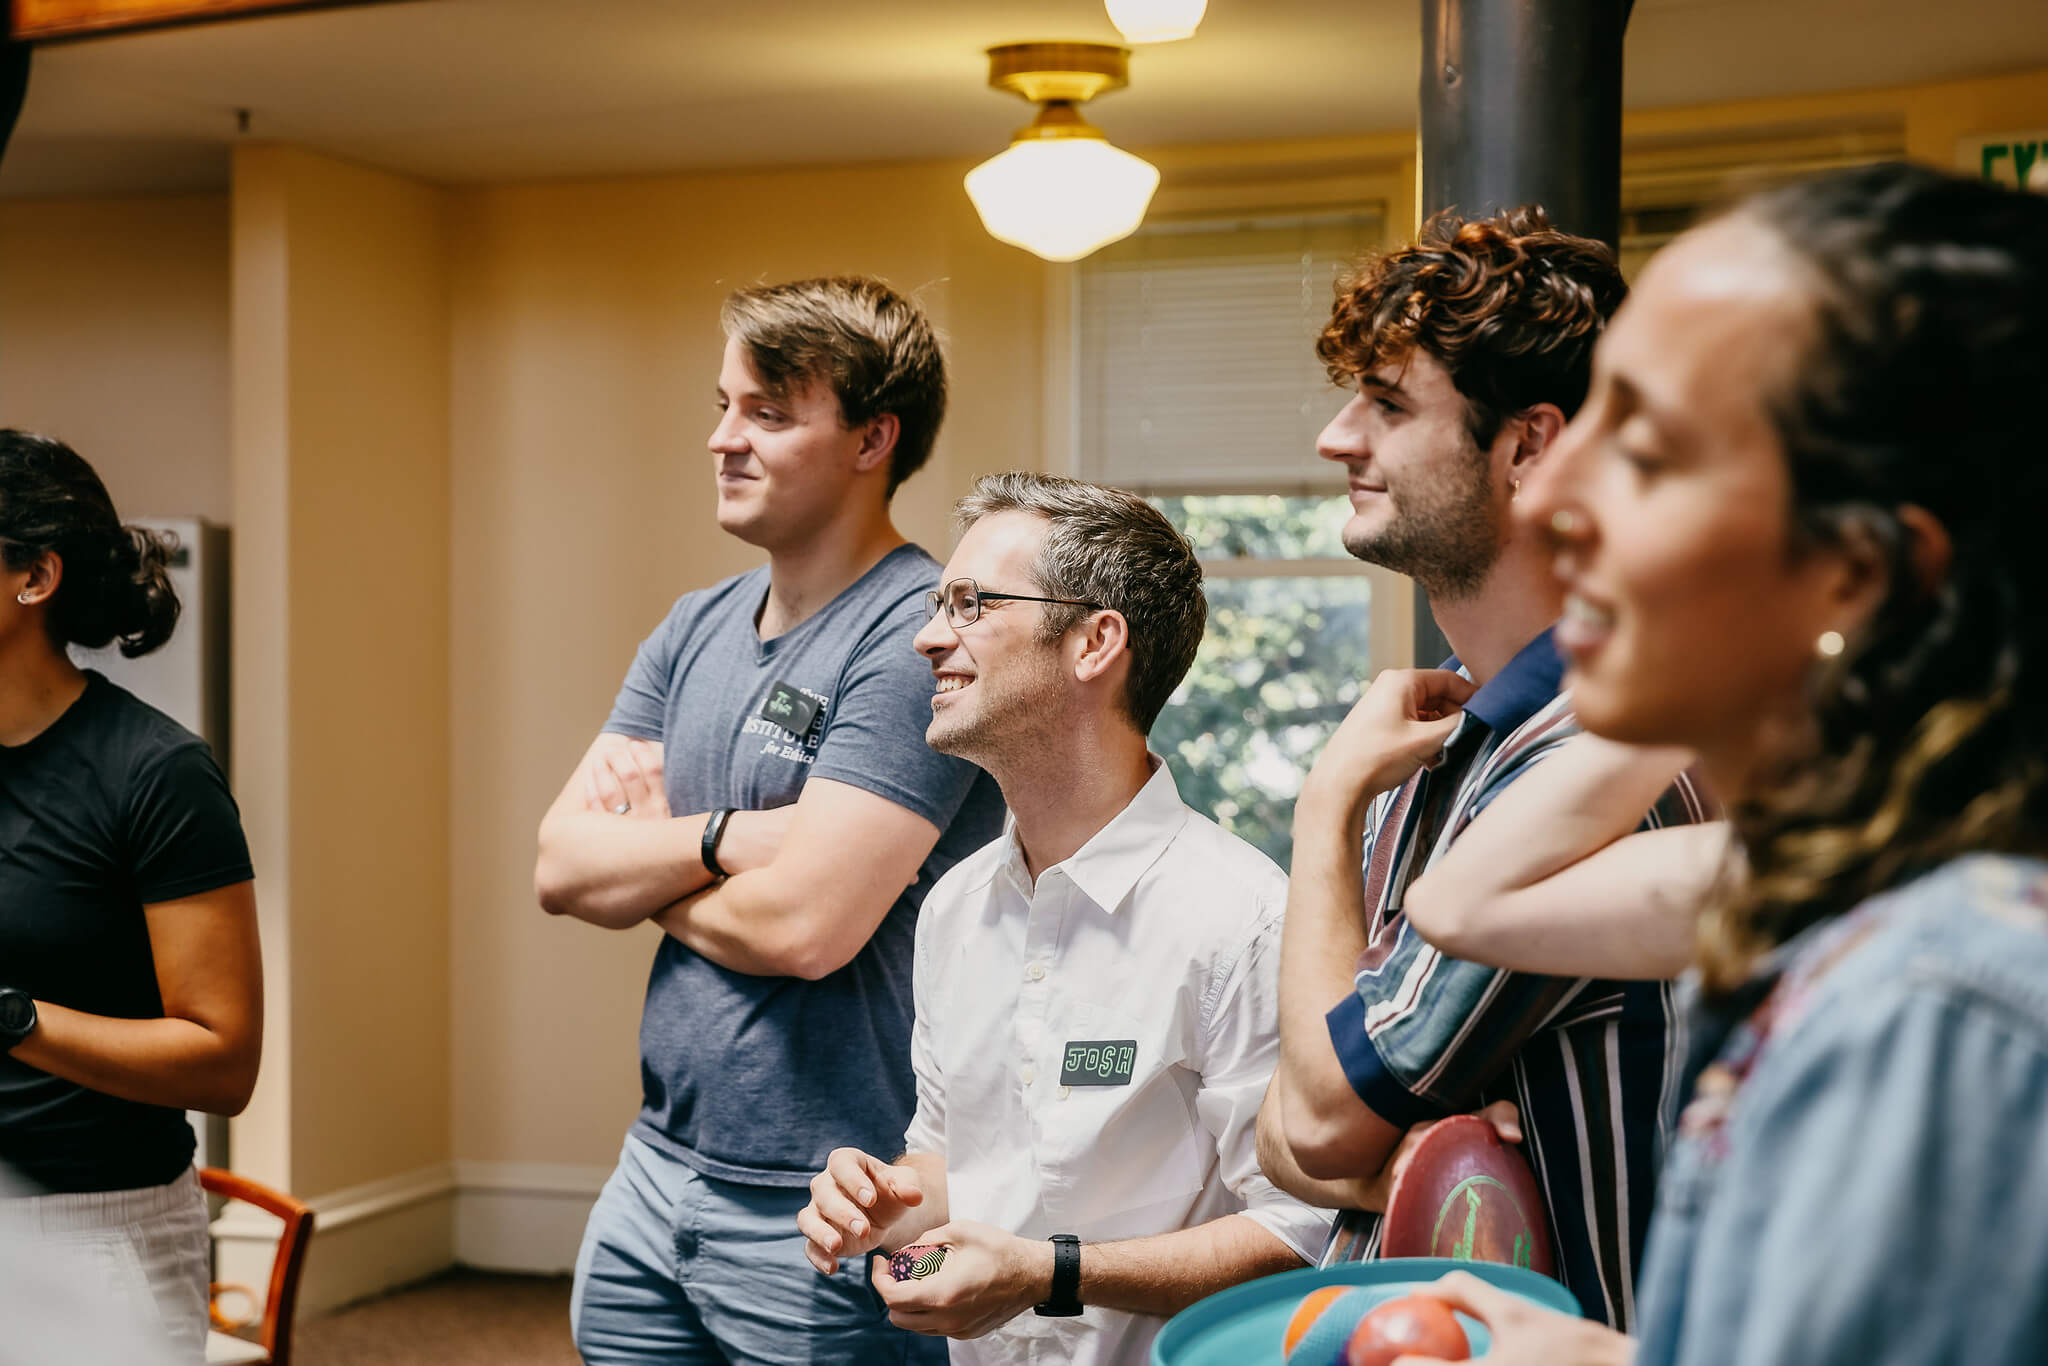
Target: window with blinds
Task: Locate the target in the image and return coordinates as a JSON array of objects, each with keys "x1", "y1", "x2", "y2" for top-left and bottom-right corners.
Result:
[{"x1": 1074, "y1": 210, "x2": 1385, "y2": 492}]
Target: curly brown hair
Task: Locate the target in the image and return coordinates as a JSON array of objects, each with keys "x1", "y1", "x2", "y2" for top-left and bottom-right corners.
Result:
[
  {"x1": 1695, "y1": 165, "x2": 2048, "y2": 993},
  {"x1": 1317, "y1": 207, "x2": 1627, "y2": 446}
]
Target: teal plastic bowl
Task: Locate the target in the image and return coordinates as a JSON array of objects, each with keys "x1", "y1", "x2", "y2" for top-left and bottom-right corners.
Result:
[{"x1": 1152, "y1": 1258, "x2": 1581, "y2": 1365}]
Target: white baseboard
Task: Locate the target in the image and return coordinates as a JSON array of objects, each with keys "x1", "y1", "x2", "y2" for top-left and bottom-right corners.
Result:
[
  {"x1": 214, "y1": 1162, "x2": 459, "y2": 1319},
  {"x1": 452, "y1": 1160, "x2": 610, "y2": 1274},
  {"x1": 211, "y1": 1159, "x2": 611, "y2": 1317}
]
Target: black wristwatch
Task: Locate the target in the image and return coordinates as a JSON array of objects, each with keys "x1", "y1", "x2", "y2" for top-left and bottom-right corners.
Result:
[
  {"x1": 1034, "y1": 1233, "x2": 1082, "y2": 1317},
  {"x1": 701, "y1": 808, "x2": 735, "y2": 879},
  {"x1": 0, "y1": 989, "x2": 38, "y2": 1054}
]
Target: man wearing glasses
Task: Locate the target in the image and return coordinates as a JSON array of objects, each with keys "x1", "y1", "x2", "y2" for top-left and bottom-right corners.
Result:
[
  {"x1": 796, "y1": 472, "x2": 1328, "y2": 1366},
  {"x1": 535, "y1": 277, "x2": 1003, "y2": 1365}
]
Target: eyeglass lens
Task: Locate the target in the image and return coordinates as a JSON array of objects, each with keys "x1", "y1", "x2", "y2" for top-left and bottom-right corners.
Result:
[{"x1": 924, "y1": 579, "x2": 982, "y2": 626}]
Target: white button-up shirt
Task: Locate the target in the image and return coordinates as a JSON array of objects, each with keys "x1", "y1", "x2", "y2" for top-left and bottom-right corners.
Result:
[{"x1": 906, "y1": 759, "x2": 1331, "y2": 1366}]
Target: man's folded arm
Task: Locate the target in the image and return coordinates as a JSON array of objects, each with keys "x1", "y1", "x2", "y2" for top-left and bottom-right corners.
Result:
[
  {"x1": 533, "y1": 732, "x2": 793, "y2": 928},
  {"x1": 654, "y1": 776, "x2": 941, "y2": 979},
  {"x1": 1271, "y1": 786, "x2": 1410, "y2": 1181},
  {"x1": 1256, "y1": 1073, "x2": 1385, "y2": 1209}
]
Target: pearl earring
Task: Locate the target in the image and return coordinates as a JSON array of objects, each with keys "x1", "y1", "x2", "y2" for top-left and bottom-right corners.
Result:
[
  {"x1": 14, "y1": 592, "x2": 28, "y2": 605},
  {"x1": 1549, "y1": 509, "x2": 1578, "y2": 536},
  {"x1": 1817, "y1": 630, "x2": 1846, "y2": 658}
]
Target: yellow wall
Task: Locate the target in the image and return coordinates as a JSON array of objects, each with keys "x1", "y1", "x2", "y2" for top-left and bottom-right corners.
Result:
[
  {"x1": 445, "y1": 159, "x2": 1050, "y2": 1167},
  {"x1": 1622, "y1": 65, "x2": 2048, "y2": 168},
  {"x1": 1900, "y1": 67, "x2": 2048, "y2": 168},
  {"x1": 0, "y1": 193, "x2": 230, "y2": 523},
  {"x1": 230, "y1": 144, "x2": 454, "y2": 1217}
]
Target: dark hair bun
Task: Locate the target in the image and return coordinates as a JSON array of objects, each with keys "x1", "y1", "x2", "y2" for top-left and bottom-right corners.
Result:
[
  {"x1": 113, "y1": 526, "x2": 181, "y2": 658},
  {"x1": 50, "y1": 524, "x2": 181, "y2": 659},
  {"x1": 0, "y1": 429, "x2": 183, "y2": 659}
]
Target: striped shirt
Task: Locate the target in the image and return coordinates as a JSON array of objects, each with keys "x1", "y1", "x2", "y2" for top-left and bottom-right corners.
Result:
[{"x1": 1320, "y1": 628, "x2": 1708, "y2": 1331}]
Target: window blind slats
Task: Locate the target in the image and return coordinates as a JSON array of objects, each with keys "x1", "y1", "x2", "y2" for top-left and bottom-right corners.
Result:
[{"x1": 1077, "y1": 212, "x2": 1383, "y2": 492}]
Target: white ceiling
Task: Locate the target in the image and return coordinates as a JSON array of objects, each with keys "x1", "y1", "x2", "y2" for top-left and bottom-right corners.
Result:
[{"x1": 4, "y1": 0, "x2": 2047, "y2": 197}]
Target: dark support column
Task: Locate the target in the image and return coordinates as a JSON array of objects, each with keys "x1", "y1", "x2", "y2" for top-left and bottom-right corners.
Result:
[
  {"x1": 1, "y1": 39, "x2": 28, "y2": 170},
  {"x1": 1410, "y1": 0, "x2": 1631, "y2": 667}
]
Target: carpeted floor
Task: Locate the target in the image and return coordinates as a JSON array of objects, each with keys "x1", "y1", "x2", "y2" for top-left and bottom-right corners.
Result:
[{"x1": 295, "y1": 1268, "x2": 579, "y2": 1366}]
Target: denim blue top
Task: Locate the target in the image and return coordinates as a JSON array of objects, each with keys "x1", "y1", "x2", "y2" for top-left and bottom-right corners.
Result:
[{"x1": 1636, "y1": 853, "x2": 2048, "y2": 1365}]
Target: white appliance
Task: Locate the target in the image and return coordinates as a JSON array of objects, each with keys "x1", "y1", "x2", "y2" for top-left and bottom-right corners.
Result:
[{"x1": 70, "y1": 517, "x2": 232, "y2": 1170}]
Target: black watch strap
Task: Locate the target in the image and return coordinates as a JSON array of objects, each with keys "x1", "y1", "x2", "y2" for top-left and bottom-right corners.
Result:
[
  {"x1": 701, "y1": 808, "x2": 735, "y2": 879},
  {"x1": 0, "y1": 988, "x2": 38, "y2": 1053},
  {"x1": 1034, "y1": 1233, "x2": 1081, "y2": 1317}
]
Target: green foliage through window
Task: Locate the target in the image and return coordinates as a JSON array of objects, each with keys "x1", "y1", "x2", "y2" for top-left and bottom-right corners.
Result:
[{"x1": 1152, "y1": 496, "x2": 1373, "y2": 869}]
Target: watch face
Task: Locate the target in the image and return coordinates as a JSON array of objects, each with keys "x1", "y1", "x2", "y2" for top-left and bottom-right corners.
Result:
[{"x1": 0, "y1": 992, "x2": 32, "y2": 1034}]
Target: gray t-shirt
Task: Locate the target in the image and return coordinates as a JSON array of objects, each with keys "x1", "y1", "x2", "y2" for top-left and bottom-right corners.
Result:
[{"x1": 606, "y1": 543, "x2": 1004, "y2": 1185}]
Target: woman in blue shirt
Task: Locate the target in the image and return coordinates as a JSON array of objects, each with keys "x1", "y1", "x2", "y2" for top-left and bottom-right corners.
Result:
[{"x1": 1397, "y1": 164, "x2": 2048, "y2": 1365}]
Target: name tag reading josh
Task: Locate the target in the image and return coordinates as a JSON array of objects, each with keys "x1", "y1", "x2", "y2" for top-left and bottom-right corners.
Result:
[
  {"x1": 1061, "y1": 1040, "x2": 1138, "y2": 1087},
  {"x1": 758, "y1": 682, "x2": 821, "y2": 737}
]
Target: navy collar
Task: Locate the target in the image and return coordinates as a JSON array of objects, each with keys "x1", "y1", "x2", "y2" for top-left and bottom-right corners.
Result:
[{"x1": 1441, "y1": 625, "x2": 1565, "y2": 736}]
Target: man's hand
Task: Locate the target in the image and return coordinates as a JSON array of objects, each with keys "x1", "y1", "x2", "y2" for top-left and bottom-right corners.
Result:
[
  {"x1": 798, "y1": 1148, "x2": 927, "y2": 1274},
  {"x1": 582, "y1": 736, "x2": 669, "y2": 818},
  {"x1": 1360, "y1": 1101, "x2": 1523, "y2": 1213},
  {"x1": 1390, "y1": 1271, "x2": 1636, "y2": 1366},
  {"x1": 1303, "y1": 668, "x2": 1478, "y2": 819},
  {"x1": 871, "y1": 1220, "x2": 1052, "y2": 1340}
]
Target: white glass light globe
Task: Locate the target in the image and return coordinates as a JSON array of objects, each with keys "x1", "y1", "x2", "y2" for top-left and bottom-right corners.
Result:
[
  {"x1": 1106, "y1": 0, "x2": 1208, "y2": 43},
  {"x1": 964, "y1": 139, "x2": 1161, "y2": 262}
]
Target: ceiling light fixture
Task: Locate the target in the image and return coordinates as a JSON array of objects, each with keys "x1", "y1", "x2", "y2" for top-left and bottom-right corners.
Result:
[
  {"x1": 964, "y1": 41, "x2": 1161, "y2": 263},
  {"x1": 1106, "y1": 0, "x2": 1208, "y2": 44}
]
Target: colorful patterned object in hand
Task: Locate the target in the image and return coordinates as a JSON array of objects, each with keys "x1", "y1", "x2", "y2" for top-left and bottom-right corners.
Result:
[{"x1": 889, "y1": 1244, "x2": 949, "y2": 1281}]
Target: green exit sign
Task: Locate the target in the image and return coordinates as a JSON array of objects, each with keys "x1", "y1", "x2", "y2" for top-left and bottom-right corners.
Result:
[{"x1": 1960, "y1": 130, "x2": 2048, "y2": 191}]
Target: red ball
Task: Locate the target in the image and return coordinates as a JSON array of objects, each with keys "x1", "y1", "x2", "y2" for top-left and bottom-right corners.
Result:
[{"x1": 1345, "y1": 1293, "x2": 1470, "y2": 1366}]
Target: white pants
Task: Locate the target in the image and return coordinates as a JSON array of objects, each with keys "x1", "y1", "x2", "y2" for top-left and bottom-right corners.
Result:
[{"x1": 0, "y1": 1166, "x2": 209, "y2": 1366}]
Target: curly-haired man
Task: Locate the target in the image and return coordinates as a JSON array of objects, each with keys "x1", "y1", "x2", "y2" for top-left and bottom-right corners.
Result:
[{"x1": 1256, "y1": 209, "x2": 1707, "y2": 1329}]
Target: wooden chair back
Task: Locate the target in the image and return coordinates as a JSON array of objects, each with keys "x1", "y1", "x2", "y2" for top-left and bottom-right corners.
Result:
[{"x1": 199, "y1": 1167, "x2": 316, "y2": 1366}]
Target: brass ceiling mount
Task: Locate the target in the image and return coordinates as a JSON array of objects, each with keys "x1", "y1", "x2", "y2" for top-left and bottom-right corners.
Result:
[{"x1": 985, "y1": 41, "x2": 1131, "y2": 106}]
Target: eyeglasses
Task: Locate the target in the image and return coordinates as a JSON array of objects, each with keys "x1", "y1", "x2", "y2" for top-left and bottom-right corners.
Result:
[{"x1": 923, "y1": 577, "x2": 1105, "y2": 628}]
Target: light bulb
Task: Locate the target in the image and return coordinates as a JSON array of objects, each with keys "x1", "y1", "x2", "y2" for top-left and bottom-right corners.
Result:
[
  {"x1": 965, "y1": 139, "x2": 1160, "y2": 262},
  {"x1": 1106, "y1": 0, "x2": 1208, "y2": 44}
]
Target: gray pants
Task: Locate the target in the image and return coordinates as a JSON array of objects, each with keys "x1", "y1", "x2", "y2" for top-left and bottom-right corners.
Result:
[
  {"x1": 0, "y1": 1165, "x2": 209, "y2": 1365},
  {"x1": 572, "y1": 1134, "x2": 947, "y2": 1366}
]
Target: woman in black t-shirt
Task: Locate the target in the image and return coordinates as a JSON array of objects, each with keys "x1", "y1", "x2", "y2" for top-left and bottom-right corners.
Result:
[{"x1": 0, "y1": 430, "x2": 261, "y2": 1361}]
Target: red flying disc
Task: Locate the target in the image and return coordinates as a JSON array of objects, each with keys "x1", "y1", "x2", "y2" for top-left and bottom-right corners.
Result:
[{"x1": 1380, "y1": 1114, "x2": 1554, "y2": 1276}]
